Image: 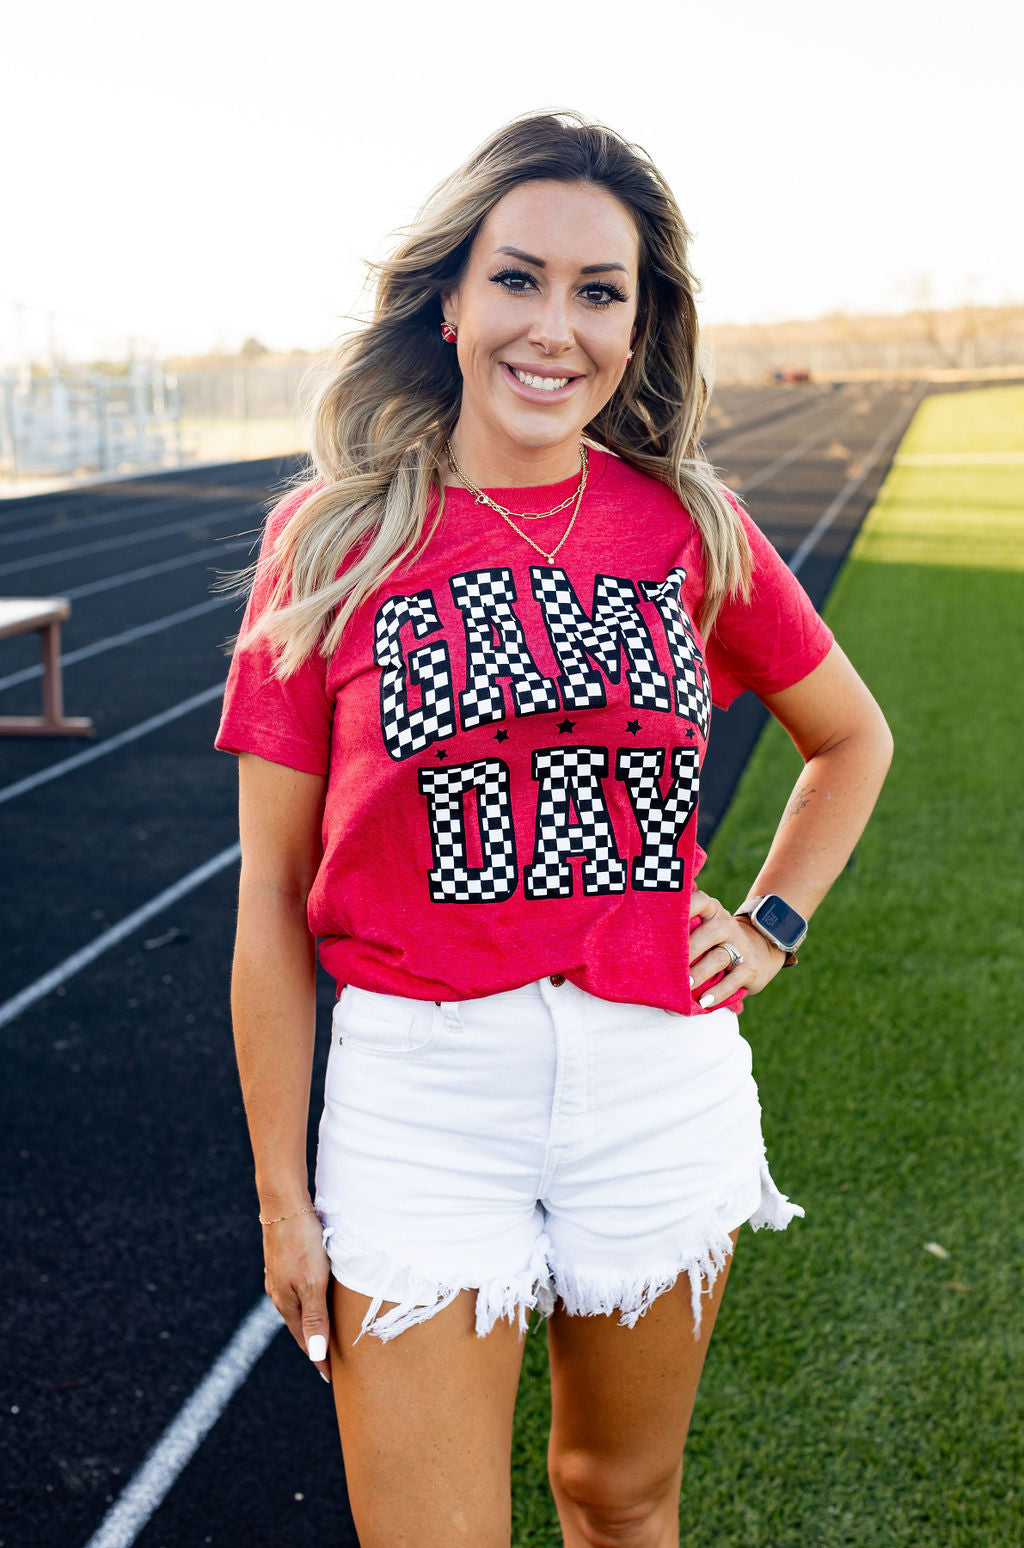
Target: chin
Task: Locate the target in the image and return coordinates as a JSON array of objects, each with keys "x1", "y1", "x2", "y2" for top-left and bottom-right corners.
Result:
[{"x1": 497, "y1": 406, "x2": 586, "y2": 449}]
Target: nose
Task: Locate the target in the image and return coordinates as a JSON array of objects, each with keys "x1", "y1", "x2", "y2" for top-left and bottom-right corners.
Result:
[{"x1": 527, "y1": 287, "x2": 573, "y2": 357}]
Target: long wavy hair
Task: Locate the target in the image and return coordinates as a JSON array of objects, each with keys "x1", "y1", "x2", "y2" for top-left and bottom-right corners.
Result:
[{"x1": 237, "y1": 109, "x2": 752, "y2": 675}]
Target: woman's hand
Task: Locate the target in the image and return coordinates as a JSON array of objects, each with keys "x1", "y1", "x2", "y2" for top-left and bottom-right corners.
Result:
[
  {"x1": 262, "y1": 1209, "x2": 334, "y2": 1384},
  {"x1": 688, "y1": 888, "x2": 787, "y2": 1009}
]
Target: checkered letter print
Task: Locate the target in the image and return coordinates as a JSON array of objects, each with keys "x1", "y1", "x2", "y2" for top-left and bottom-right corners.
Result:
[
  {"x1": 449, "y1": 568, "x2": 559, "y2": 729},
  {"x1": 529, "y1": 568, "x2": 673, "y2": 712},
  {"x1": 640, "y1": 569, "x2": 712, "y2": 736},
  {"x1": 615, "y1": 746, "x2": 699, "y2": 890},
  {"x1": 524, "y1": 746, "x2": 627, "y2": 900},
  {"x1": 417, "y1": 759, "x2": 518, "y2": 903},
  {"x1": 374, "y1": 589, "x2": 457, "y2": 761}
]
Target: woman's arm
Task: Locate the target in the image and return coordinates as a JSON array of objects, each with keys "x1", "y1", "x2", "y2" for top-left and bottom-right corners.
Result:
[
  {"x1": 232, "y1": 752, "x2": 333, "y2": 1378},
  {"x1": 690, "y1": 642, "x2": 894, "y2": 1005}
]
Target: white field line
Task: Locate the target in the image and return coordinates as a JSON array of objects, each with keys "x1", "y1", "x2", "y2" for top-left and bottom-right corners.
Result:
[
  {"x1": 0, "y1": 486, "x2": 266, "y2": 548},
  {"x1": 0, "y1": 595, "x2": 235, "y2": 692},
  {"x1": 65, "y1": 538, "x2": 254, "y2": 600},
  {"x1": 80, "y1": 1298, "x2": 283, "y2": 1548},
  {"x1": 0, "y1": 682, "x2": 225, "y2": 807},
  {"x1": 893, "y1": 450, "x2": 1024, "y2": 464},
  {"x1": 0, "y1": 502, "x2": 257, "y2": 577},
  {"x1": 0, "y1": 842, "x2": 240, "y2": 1031},
  {"x1": 789, "y1": 384, "x2": 928, "y2": 577}
]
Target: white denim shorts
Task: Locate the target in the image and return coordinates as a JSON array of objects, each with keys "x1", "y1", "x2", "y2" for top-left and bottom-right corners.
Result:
[{"x1": 314, "y1": 975, "x2": 803, "y2": 1346}]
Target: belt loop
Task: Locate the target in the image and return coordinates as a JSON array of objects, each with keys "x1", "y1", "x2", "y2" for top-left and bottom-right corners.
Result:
[{"x1": 435, "y1": 998, "x2": 462, "y2": 1032}]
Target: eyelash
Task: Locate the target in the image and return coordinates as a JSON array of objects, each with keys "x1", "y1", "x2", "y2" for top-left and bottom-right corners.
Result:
[{"x1": 489, "y1": 267, "x2": 629, "y2": 308}]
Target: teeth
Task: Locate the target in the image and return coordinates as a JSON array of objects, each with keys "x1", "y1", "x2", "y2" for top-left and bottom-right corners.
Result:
[{"x1": 513, "y1": 369, "x2": 570, "y2": 391}]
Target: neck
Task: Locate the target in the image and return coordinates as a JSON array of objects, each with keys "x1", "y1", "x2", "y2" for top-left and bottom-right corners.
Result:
[{"x1": 446, "y1": 411, "x2": 582, "y2": 488}]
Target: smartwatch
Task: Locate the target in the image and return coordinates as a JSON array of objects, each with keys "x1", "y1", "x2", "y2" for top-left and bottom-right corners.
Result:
[{"x1": 734, "y1": 894, "x2": 807, "y2": 966}]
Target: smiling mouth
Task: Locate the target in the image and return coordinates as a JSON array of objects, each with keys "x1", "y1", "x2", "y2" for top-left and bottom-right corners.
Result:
[{"x1": 503, "y1": 363, "x2": 579, "y2": 392}]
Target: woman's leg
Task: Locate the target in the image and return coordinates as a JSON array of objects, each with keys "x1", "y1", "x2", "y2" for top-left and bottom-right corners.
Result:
[
  {"x1": 329, "y1": 1279, "x2": 528, "y2": 1548},
  {"x1": 546, "y1": 1231, "x2": 738, "y2": 1548}
]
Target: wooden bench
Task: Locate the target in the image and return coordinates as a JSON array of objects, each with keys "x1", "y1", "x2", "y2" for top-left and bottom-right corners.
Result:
[{"x1": 0, "y1": 599, "x2": 94, "y2": 737}]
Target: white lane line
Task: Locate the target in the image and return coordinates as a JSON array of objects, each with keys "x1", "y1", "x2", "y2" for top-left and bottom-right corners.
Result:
[
  {"x1": 0, "y1": 842, "x2": 240, "y2": 1031},
  {"x1": 707, "y1": 386, "x2": 844, "y2": 458},
  {"x1": 0, "y1": 595, "x2": 235, "y2": 692},
  {"x1": 0, "y1": 683, "x2": 225, "y2": 807},
  {"x1": 0, "y1": 502, "x2": 257, "y2": 577},
  {"x1": 81, "y1": 1298, "x2": 283, "y2": 1548},
  {"x1": 789, "y1": 386, "x2": 927, "y2": 577},
  {"x1": 65, "y1": 538, "x2": 253, "y2": 600},
  {"x1": 732, "y1": 397, "x2": 863, "y2": 494},
  {"x1": 0, "y1": 485, "x2": 266, "y2": 548}
]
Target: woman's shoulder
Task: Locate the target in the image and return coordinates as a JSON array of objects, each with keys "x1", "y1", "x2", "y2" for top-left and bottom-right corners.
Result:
[{"x1": 263, "y1": 476, "x2": 328, "y2": 541}]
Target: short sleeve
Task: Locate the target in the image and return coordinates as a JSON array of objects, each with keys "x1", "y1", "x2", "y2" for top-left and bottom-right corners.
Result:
[
  {"x1": 703, "y1": 494, "x2": 834, "y2": 710},
  {"x1": 214, "y1": 486, "x2": 332, "y2": 776}
]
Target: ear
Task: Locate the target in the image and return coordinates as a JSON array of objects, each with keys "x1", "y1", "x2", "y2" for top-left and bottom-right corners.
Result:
[{"x1": 440, "y1": 285, "x2": 461, "y2": 327}]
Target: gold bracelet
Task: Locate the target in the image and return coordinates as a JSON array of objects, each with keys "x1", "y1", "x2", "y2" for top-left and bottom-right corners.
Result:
[{"x1": 259, "y1": 1205, "x2": 316, "y2": 1226}]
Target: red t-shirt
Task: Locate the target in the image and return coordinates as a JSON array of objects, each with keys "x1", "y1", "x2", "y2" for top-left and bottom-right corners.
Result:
[{"x1": 216, "y1": 448, "x2": 833, "y2": 1014}]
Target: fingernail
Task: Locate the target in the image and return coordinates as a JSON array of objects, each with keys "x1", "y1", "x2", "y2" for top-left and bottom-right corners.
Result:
[
  {"x1": 699, "y1": 993, "x2": 715, "y2": 1008},
  {"x1": 307, "y1": 1334, "x2": 328, "y2": 1363},
  {"x1": 319, "y1": 1371, "x2": 331, "y2": 1384},
  {"x1": 689, "y1": 975, "x2": 694, "y2": 988}
]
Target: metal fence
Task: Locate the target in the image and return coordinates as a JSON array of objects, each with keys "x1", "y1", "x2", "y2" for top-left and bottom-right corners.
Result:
[
  {"x1": 0, "y1": 365, "x2": 183, "y2": 480},
  {"x1": 0, "y1": 362, "x2": 312, "y2": 487}
]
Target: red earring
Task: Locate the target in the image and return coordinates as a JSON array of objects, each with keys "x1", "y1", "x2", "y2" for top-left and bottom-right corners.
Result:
[
  {"x1": 626, "y1": 349, "x2": 633, "y2": 363},
  {"x1": 441, "y1": 321, "x2": 458, "y2": 343}
]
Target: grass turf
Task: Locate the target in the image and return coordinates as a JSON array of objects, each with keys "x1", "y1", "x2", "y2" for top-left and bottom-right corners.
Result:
[{"x1": 509, "y1": 383, "x2": 1024, "y2": 1546}]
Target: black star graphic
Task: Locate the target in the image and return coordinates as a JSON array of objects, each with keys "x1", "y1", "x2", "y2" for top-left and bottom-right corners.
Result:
[
  {"x1": 626, "y1": 719, "x2": 642, "y2": 736},
  {"x1": 556, "y1": 717, "x2": 577, "y2": 734},
  {"x1": 684, "y1": 726, "x2": 697, "y2": 741},
  {"x1": 434, "y1": 748, "x2": 448, "y2": 760},
  {"x1": 494, "y1": 728, "x2": 509, "y2": 743}
]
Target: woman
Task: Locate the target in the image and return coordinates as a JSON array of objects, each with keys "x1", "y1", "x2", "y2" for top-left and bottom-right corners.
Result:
[{"x1": 216, "y1": 111, "x2": 892, "y2": 1546}]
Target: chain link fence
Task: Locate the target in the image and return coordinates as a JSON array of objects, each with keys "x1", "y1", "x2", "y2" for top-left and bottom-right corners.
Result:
[{"x1": 0, "y1": 360, "x2": 314, "y2": 494}]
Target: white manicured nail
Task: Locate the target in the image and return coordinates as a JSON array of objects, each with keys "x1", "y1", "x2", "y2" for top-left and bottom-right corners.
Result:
[
  {"x1": 689, "y1": 975, "x2": 694, "y2": 988},
  {"x1": 307, "y1": 1334, "x2": 327, "y2": 1363},
  {"x1": 699, "y1": 993, "x2": 715, "y2": 1008},
  {"x1": 320, "y1": 1371, "x2": 330, "y2": 1384}
]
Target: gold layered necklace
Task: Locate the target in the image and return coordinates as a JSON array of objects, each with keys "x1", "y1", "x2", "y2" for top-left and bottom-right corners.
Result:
[{"x1": 444, "y1": 439, "x2": 588, "y2": 565}]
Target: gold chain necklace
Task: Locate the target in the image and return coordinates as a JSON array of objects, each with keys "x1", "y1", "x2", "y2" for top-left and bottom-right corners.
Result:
[{"x1": 444, "y1": 440, "x2": 588, "y2": 565}]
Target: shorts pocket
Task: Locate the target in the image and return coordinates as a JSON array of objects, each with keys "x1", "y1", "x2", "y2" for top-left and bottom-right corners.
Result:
[{"x1": 333, "y1": 984, "x2": 438, "y2": 1055}]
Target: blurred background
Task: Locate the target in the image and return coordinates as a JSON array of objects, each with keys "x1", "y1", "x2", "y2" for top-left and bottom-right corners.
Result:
[{"x1": 1, "y1": 0, "x2": 1021, "y2": 494}]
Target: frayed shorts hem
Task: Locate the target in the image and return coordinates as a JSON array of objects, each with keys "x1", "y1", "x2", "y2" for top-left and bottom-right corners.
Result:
[{"x1": 318, "y1": 1154, "x2": 802, "y2": 1346}]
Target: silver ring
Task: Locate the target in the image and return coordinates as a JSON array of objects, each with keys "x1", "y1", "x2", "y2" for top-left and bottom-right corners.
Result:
[{"x1": 721, "y1": 941, "x2": 744, "y2": 970}]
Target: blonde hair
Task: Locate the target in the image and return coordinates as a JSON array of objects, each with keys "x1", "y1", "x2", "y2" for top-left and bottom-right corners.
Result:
[{"x1": 239, "y1": 109, "x2": 752, "y2": 675}]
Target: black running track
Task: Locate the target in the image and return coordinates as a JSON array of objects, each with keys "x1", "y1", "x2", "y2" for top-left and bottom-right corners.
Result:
[{"x1": 1, "y1": 379, "x2": 931, "y2": 1547}]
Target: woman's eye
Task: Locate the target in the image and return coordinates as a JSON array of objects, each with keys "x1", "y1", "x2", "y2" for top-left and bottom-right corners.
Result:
[
  {"x1": 491, "y1": 268, "x2": 535, "y2": 293},
  {"x1": 581, "y1": 283, "x2": 627, "y2": 307}
]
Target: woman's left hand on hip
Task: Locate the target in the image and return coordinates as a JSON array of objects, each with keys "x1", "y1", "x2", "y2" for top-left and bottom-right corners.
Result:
[{"x1": 688, "y1": 888, "x2": 787, "y2": 1008}]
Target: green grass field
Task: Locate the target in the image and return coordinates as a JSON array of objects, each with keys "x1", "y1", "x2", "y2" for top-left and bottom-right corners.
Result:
[{"x1": 510, "y1": 384, "x2": 1024, "y2": 1546}]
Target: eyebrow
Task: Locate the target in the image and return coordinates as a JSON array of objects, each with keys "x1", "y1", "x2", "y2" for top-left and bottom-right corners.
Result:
[{"x1": 495, "y1": 245, "x2": 630, "y2": 276}]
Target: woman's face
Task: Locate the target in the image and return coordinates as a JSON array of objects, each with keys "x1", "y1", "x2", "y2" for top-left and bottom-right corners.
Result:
[{"x1": 442, "y1": 179, "x2": 640, "y2": 472}]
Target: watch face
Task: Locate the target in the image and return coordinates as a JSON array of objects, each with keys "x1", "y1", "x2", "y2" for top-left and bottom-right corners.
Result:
[{"x1": 755, "y1": 895, "x2": 806, "y2": 950}]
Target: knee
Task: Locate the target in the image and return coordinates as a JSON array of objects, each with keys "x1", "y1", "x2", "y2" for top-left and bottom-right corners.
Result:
[{"x1": 548, "y1": 1452, "x2": 680, "y2": 1547}]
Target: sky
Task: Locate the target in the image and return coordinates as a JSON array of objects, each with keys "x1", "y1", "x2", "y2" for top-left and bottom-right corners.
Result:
[{"x1": 2, "y1": 0, "x2": 1021, "y2": 365}]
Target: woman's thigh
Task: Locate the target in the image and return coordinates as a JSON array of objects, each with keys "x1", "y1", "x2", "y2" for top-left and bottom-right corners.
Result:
[
  {"x1": 329, "y1": 1279, "x2": 527, "y2": 1548},
  {"x1": 546, "y1": 1230, "x2": 738, "y2": 1517}
]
